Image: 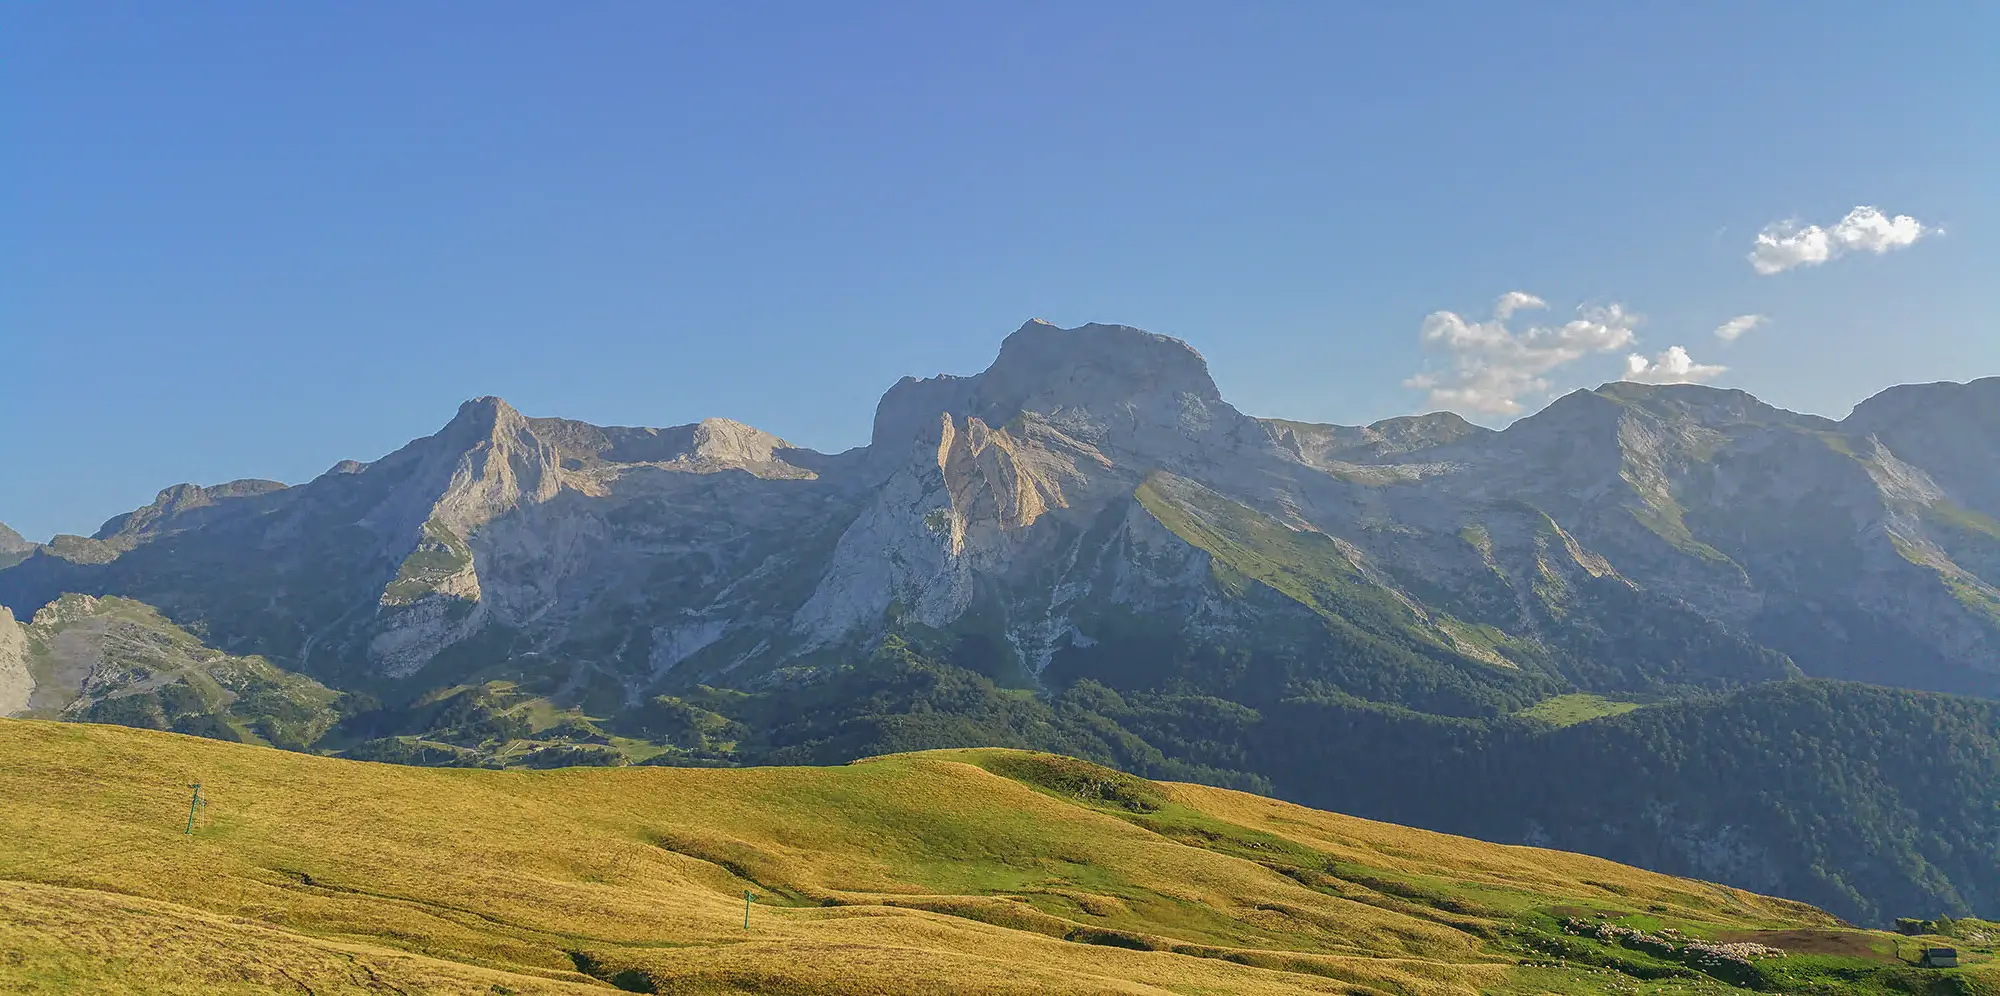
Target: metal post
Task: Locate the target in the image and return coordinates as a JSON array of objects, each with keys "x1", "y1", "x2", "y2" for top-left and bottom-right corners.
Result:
[
  {"x1": 185, "y1": 783, "x2": 204, "y2": 836},
  {"x1": 744, "y1": 890, "x2": 754, "y2": 929}
]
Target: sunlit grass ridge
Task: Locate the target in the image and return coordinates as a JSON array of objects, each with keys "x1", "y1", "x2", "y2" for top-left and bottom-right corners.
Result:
[{"x1": 0, "y1": 720, "x2": 1986, "y2": 994}]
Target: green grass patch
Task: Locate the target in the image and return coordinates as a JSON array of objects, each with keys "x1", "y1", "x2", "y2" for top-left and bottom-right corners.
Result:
[{"x1": 1515, "y1": 693, "x2": 1645, "y2": 727}]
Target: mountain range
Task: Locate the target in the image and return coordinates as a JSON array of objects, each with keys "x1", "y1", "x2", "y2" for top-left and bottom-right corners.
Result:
[{"x1": 3, "y1": 319, "x2": 1997, "y2": 925}]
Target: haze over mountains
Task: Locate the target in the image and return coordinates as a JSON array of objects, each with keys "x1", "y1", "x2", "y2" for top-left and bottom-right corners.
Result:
[{"x1": 3, "y1": 319, "x2": 1998, "y2": 924}]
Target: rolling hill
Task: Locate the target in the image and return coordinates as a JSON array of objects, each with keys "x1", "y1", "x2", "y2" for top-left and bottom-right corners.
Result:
[{"x1": 3, "y1": 719, "x2": 1995, "y2": 995}]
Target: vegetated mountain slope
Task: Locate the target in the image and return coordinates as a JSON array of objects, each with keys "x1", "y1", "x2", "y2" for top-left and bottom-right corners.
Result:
[
  {"x1": 5, "y1": 596, "x2": 1978, "y2": 929},
  {"x1": 2, "y1": 320, "x2": 1998, "y2": 927},
  {"x1": 635, "y1": 635, "x2": 2000, "y2": 926},
  {"x1": 0, "y1": 594, "x2": 344, "y2": 747},
  {"x1": 7, "y1": 719, "x2": 1994, "y2": 996},
  {"x1": 1253, "y1": 680, "x2": 2000, "y2": 927}
]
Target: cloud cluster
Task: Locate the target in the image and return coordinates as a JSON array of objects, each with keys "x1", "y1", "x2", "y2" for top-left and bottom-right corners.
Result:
[
  {"x1": 1404, "y1": 293, "x2": 1639, "y2": 415},
  {"x1": 1623, "y1": 346, "x2": 1727, "y2": 385},
  {"x1": 1713, "y1": 314, "x2": 1765, "y2": 341},
  {"x1": 1400, "y1": 198, "x2": 1938, "y2": 418},
  {"x1": 1749, "y1": 206, "x2": 1930, "y2": 275}
]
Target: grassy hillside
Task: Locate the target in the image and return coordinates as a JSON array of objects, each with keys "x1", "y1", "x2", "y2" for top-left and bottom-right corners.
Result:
[{"x1": 2, "y1": 720, "x2": 1993, "y2": 995}]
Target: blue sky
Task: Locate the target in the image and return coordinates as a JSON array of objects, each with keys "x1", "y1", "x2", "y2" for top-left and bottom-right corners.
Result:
[{"x1": 3, "y1": 3, "x2": 1993, "y2": 542}]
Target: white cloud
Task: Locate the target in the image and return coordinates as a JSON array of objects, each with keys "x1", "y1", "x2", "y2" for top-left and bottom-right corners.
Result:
[
  {"x1": 1493, "y1": 291, "x2": 1546, "y2": 321},
  {"x1": 1749, "y1": 206, "x2": 1931, "y2": 275},
  {"x1": 1623, "y1": 346, "x2": 1727, "y2": 385},
  {"x1": 1713, "y1": 314, "x2": 1766, "y2": 341},
  {"x1": 1404, "y1": 292, "x2": 1639, "y2": 415}
]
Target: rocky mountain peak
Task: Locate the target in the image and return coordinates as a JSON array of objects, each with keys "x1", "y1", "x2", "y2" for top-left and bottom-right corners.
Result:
[
  {"x1": 687, "y1": 417, "x2": 791, "y2": 465},
  {"x1": 870, "y1": 320, "x2": 1227, "y2": 452},
  {"x1": 92, "y1": 480, "x2": 290, "y2": 543},
  {"x1": 978, "y1": 320, "x2": 1222, "y2": 417},
  {"x1": 439, "y1": 395, "x2": 530, "y2": 445},
  {"x1": 1496, "y1": 387, "x2": 1630, "y2": 452},
  {"x1": 1845, "y1": 376, "x2": 2000, "y2": 433},
  {"x1": 30, "y1": 592, "x2": 104, "y2": 628},
  {"x1": 1498, "y1": 383, "x2": 1823, "y2": 463},
  {"x1": 1843, "y1": 376, "x2": 2000, "y2": 518},
  {"x1": 1593, "y1": 381, "x2": 1820, "y2": 431},
  {"x1": 0, "y1": 523, "x2": 31, "y2": 572},
  {"x1": 0, "y1": 522, "x2": 30, "y2": 556}
]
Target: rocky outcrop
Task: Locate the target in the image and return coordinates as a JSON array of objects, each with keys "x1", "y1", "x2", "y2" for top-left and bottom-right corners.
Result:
[
  {"x1": 0, "y1": 523, "x2": 34, "y2": 570},
  {"x1": 1, "y1": 594, "x2": 342, "y2": 746},
  {"x1": 1261, "y1": 411, "x2": 1489, "y2": 467},
  {"x1": 0, "y1": 605, "x2": 29, "y2": 716}
]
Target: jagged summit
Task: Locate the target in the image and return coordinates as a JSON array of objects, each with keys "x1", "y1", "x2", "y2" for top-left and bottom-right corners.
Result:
[
  {"x1": 0, "y1": 523, "x2": 33, "y2": 572},
  {"x1": 434, "y1": 395, "x2": 531, "y2": 446},
  {"x1": 92, "y1": 480, "x2": 289, "y2": 542},
  {"x1": 0, "y1": 522, "x2": 30, "y2": 556},
  {"x1": 980, "y1": 319, "x2": 1221, "y2": 412},
  {"x1": 528, "y1": 414, "x2": 812, "y2": 478}
]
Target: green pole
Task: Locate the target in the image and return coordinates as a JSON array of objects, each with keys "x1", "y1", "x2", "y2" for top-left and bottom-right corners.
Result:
[
  {"x1": 185, "y1": 783, "x2": 204, "y2": 836},
  {"x1": 744, "y1": 890, "x2": 754, "y2": 930}
]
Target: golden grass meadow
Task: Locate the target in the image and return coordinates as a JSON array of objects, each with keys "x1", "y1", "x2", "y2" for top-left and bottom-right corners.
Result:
[{"x1": 0, "y1": 719, "x2": 1986, "y2": 995}]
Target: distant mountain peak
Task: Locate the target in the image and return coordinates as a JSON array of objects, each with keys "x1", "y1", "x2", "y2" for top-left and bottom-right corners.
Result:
[
  {"x1": 1846, "y1": 375, "x2": 2000, "y2": 430},
  {"x1": 1259, "y1": 411, "x2": 1491, "y2": 466},
  {"x1": 871, "y1": 320, "x2": 1226, "y2": 451},
  {"x1": 438, "y1": 395, "x2": 530, "y2": 442},
  {"x1": 92, "y1": 479, "x2": 289, "y2": 543},
  {"x1": 984, "y1": 319, "x2": 1221, "y2": 408},
  {"x1": 0, "y1": 522, "x2": 33, "y2": 571}
]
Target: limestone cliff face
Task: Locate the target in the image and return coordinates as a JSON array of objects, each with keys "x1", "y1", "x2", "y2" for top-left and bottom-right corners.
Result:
[
  {"x1": 363, "y1": 398, "x2": 562, "y2": 674},
  {"x1": 0, "y1": 605, "x2": 29, "y2": 716},
  {"x1": 1846, "y1": 377, "x2": 2000, "y2": 519},
  {"x1": 797, "y1": 320, "x2": 1273, "y2": 649},
  {"x1": 364, "y1": 399, "x2": 842, "y2": 676}
]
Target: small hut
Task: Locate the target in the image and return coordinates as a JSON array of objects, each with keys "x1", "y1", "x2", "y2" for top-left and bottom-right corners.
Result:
[{"x1": 1920, "y1": 947, "x2": 1959, "y2": 969}]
